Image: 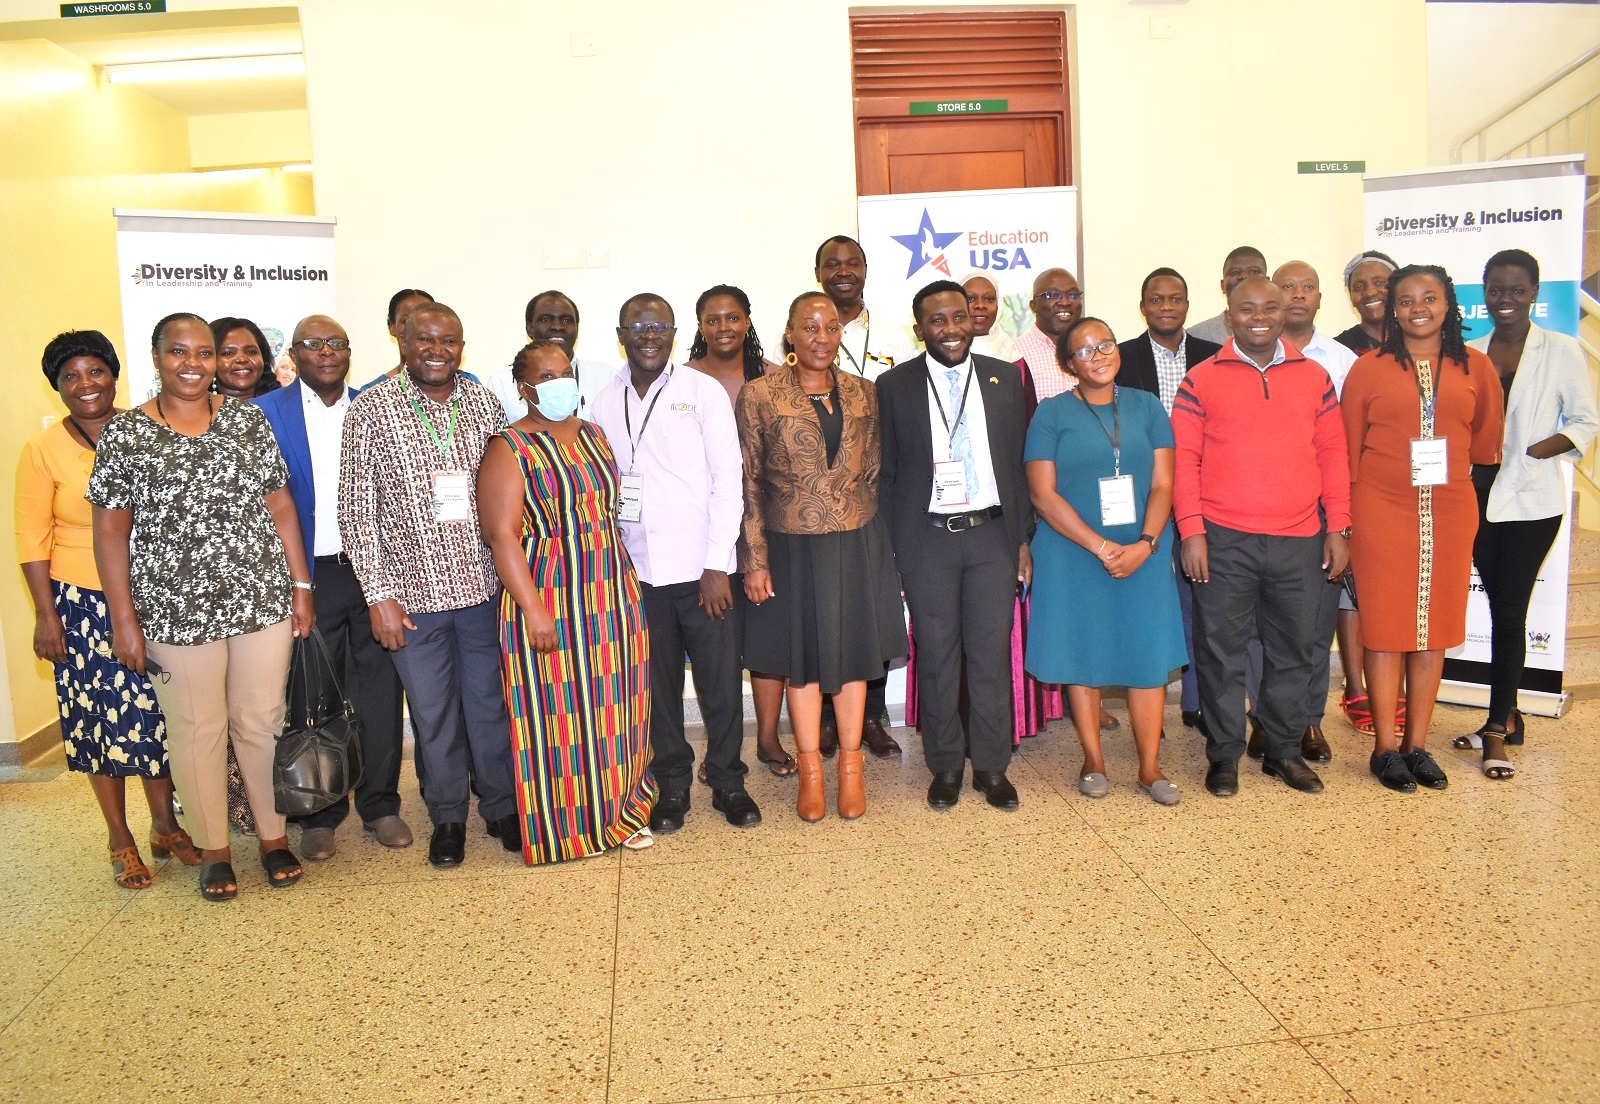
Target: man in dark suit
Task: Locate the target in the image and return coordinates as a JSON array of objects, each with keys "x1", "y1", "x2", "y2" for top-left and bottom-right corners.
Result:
[
  {"x1": 255, "y1": 315, "x2": 409, "y2": 860},
  {"x1": 876, "y1": 280, "x2": 1033, "y2": 811},
  {"x1": 1117, "y1": 268, "x2": 1221, "y2": 739}
]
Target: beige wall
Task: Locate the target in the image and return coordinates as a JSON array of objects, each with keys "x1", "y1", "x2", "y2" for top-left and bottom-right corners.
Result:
[
  {"x1": 189, "y1": 108, "x2": 312, "y2": 169},
  {"x1": 0, "y1": 37, "x2": 312, "y2": 751}
]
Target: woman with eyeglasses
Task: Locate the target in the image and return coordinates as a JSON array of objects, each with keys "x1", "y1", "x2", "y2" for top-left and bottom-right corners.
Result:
[
  {"x1": 88, "y1": 312, "x2": 317, "y2": 901},
  {"x1": 1024, "y1": 318, "x2": 1186, "y2": 805},
  {"x1": 15, "y1": 329, "x2": 194, "y2": 889}
]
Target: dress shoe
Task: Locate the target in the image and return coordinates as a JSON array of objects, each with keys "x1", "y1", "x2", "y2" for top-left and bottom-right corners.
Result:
[
  {"x1": 1405, "y1": 748, "x2": 1449, "y2": 790},
  {"x1": 971, "y1": 770, "x2": 1019, "y2": 811},
  {"x1": 362, "y1": 815, "x2": 413, "y2": 849},
  {"x1": 1301, "y1": 724, "x2": 1332, "y2": 763},
  {"x1": 486, "y1": 813, "x2": 522, "y2": 852},
  {"x1": 299, "y1": 826, "x2": 337, "y2": 861},
  {"x1": 927, "y1": 770, "x2": 962, "y2": 810},
  {"x1": 1181, "y1": 709, "x2": 1205, "y2": 731},
  {"x1": 818, "y1": 720, "x2": 839, "y2": 759},
  {"x1": 1205, "y1": 760, "x2": 1239, "y2": 798},
  {"x1": 1246, "y1": 718, "x2": 1267, "y2": 760},
  {"x1": 861, "y1": 718, "x2": 901, "y2": 759},
  {"x1": 837, "y1": 748, "x2": 866, "y2": 819},
  {"x1": 1370, "y1": 749, "x2": 1417, "y2": 794},
  {"x1": 1262, "y1": 756, "x2": 1325, "y2": 794},
  {"x1": 796, "y1": 750, "x2": 826, "y2": 822},
  {"x1": 649, "y1": 790, "x2": 690, "y2": 834},
  {"x1": 428, "y1": 822, "x2": 465, "y2": 868},
  {"x1": 711, "y1": 788, "x2": 762, "y2": 828}
]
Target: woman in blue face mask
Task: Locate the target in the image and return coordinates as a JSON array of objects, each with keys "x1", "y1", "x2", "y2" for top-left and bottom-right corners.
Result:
[{"x1": 476, "y1": 340, "x2": 657, "y2": 860}]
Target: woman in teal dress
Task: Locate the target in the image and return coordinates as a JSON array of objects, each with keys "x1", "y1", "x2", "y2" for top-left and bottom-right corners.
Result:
[{"x1": 1025, "y1": 318, "x2": 1187, "y2": 805}]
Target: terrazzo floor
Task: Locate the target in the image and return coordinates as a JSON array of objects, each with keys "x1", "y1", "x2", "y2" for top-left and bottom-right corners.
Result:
[{"x1": 2, "y1": 696, "x2": 1597, "y2": 1103}]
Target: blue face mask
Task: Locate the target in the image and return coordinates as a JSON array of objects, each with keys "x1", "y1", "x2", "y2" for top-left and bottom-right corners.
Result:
[{"x1": 531, "y1": 376, "x2": 580, "y2": 420}]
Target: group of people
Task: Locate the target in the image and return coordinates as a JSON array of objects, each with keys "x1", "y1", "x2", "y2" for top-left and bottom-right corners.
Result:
[{"x1": 16, "y1": 232, "x2": 1593, "y2": 902}]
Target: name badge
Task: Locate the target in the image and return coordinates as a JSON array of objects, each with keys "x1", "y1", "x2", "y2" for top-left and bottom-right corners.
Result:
[
  {"x1": 618, "y1": 473, "x2": 644, "y2": 523},
  {"x1": 1099, "y1": 474, "x2": 1137, "y2": 527},
  {"x1": 1410, "y1": 438, "x2": 1449, "y2": 487},
  {"x1": 431, "y1": 471, "x2": 471, "y2": 523},
  {"x1": 933, "y1": 460, "x2": 970, "y2": 507}
]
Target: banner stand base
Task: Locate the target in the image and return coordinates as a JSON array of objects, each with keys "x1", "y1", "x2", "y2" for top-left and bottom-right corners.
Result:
[{"x1": 1437, "y1": 680, "x2": 1570, "y2": 719}]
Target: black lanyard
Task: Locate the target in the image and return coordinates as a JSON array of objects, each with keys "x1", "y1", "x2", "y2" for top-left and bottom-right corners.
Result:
[
  {"x1": 926, "y1": 362, "x2": 975, "y2": 451},
  {"x1": 622, "y1": 368, "x2": 671, "y2": 473},
  {"x1": 64, "y1": 416, "x2": 98, "y2": 452},
  {"x1": 1077, "y1": 384, "x2": 1121, "y2": 474},
  {"x1": 839, "y1": 310, "x2": 871, "y2": 376}
]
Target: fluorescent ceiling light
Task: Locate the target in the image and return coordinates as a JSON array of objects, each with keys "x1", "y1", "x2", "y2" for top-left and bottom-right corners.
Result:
[
  {"x1": 106, "y1": 54, "x2": 304, "y2": 84},
  {"x1": 282, "y1": 163, "x2": 313, "y2": 173}
]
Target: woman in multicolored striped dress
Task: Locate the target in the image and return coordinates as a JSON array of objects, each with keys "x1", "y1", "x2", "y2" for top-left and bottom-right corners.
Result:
[{"x1": 478, "y1": 340, "x2": 656, "y2": 862}]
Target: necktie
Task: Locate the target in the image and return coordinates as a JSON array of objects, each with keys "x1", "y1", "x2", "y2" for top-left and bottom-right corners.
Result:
[{"x1": 946, "y1": 367, "x2": 978, "y2": 503}]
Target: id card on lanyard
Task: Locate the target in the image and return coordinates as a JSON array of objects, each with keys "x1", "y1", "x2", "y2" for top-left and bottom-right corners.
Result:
[
  {"x1": 1079, "y1": 386, "x2": 1137, "y2": 526},
  {"x1": 620, "y1": 370, "x2": 670, "y2": 522},
  {"x1": 401, "y1": 373, "x2": 470, "y2": 523},
  {"x1": 928, "y1": 365, "x2": 974, "y2": 507},
  {"x1": 1410, "y1": 359, "x2": 1448, "y2": 488}
]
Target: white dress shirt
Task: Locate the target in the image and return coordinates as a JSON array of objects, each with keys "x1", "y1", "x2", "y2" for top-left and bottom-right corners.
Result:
[
  {"x1": 1295, "y1": 326, "x2": 1359, "y2": 397},
  {"x1": 838, "y1": 308, "x2": 896, "y2": 383},
  {"x1": 588, "y1": 364, "x2": 743, "y2": 586},
  {"x1": 485, "y1": 356, "x2": 613, "y2": 423},
  {"x1": 924, "y1": 355, "x2": 1001, "y2": 513},
  {"x1": 302, "y1": 385, "x2": 350, "y2": 557}
]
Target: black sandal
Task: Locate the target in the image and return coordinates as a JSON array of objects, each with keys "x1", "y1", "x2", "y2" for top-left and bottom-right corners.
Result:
[
  {"x1": 1505, "y1": 710, "x2": 1525, "y2": 746},
  {"x1": 199, "y1": 861, "x2": 238, "y2": 902},
  {"x1": 261, "y1": 848, "x2": 303, "y2": 888}
]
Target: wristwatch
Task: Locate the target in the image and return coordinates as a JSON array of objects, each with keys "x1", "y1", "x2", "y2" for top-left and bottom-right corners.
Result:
[
  {"x1": 1138, "y1": 533, "x2": 1159, "y2": 553},
  {"x1": 1336, "y1": 527, "x2": 1353, "y2": 539}
]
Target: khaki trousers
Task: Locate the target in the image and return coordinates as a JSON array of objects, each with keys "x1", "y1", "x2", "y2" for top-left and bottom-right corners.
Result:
[{"x1": 147, "y1": 620, "x2": 293, "y2": 850}]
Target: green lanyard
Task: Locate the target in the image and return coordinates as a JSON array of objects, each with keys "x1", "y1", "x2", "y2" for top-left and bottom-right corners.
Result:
[{"x1": 399, "y1": 370, "x2": 459, "y2": 458}]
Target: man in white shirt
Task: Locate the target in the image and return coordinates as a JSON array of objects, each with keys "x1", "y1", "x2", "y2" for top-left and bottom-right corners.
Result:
[
  {"x1": 486, "y1": 290, "x2": 612, "y2": 422},
  {"x1": 589, "y1": 293, "x2": 759, "y2": 832},
  {"x1": 254, "y1": 315, "x2": 410, "y2": 860}
]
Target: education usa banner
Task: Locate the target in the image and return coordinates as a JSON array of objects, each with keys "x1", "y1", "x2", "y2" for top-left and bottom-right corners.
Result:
[
  {"x1": 856, "y1": 186, "x2": 1080, "y2": 366},
  {"x1": 115, "y1": 209, "x2": 338, "y2": 401},
  {"x1": 1362, "y1": 154, "x2": 1588, "y2": 716}
]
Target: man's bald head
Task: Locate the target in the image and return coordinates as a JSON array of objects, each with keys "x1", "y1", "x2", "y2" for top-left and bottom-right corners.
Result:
[
  {"x1": 1029, "y1": 268, "x2": 1083, "y2": 337},
  {"x1": 292, "y1": 313, "x2": 345, "y2": 344},
  {"x1": 289, "y1": 313, "x2": 351, "y2": 400}
]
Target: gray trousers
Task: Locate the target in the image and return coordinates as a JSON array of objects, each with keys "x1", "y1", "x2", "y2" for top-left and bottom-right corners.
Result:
[
  {"x1": 1304, "y1": 575, "x2": 1342, "y2": 725},
  {"x1": 387, "y1": 600, "x2": 517, "y2": 826},
  {"x1": 1191, "y1": 525, "x2": 1323, "y2": 764}
]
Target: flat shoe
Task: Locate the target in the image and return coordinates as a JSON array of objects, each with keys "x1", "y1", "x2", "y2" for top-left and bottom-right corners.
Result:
[
  {"x1": 261, "y1": 847, "x2": 303, "y2": 887},
  {"x1": 1077, "y1": 772, "x2": 1109, "y2": 798},
  {"x1": 299, "y1": 826, "x2": 337, "y2": 861},
  {"x1": 1137, "y1": 779, "x2": 1181, "y2": 806},
  {"x1": 757, "y1": 750, "x2": 798, "y2": 778},
  {"x1": 362, "y1": 815, "x2": 414, "y2": 849},
  {"x1": 1370, "y1": 749, "x2": 1417, "y2": 794},
  {"x1": 1405, "y1": 748, "x2": 1449, "y2": 790},
  {"x1": 622, "y1": 826, "x2": 654, "y2": 851},
  {"x1": 199, "y1": 861, "x2": 238, "y2": 902}
]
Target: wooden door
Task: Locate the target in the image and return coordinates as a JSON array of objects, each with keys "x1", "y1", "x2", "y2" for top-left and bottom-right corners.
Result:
[{"x1": 851, "y1": 12, "x2": 1071, "y2": 197}]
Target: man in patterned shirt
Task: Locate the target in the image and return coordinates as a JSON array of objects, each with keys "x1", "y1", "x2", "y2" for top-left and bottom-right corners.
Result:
[
  {"x1": 1012, "y1": 267, "x2": 1084, "y2": 404},
  {"x1": 339, "y1": 302, "x2": 519, "y2": 868}
]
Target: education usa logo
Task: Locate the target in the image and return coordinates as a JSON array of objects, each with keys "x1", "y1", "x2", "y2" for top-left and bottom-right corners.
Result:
[
  {"x1": 1374, "y1": 204, "x2": 1563, "y2": 239},
  {"x1": 891, "y1": 208, "x2": 1048, "y2": 279}
]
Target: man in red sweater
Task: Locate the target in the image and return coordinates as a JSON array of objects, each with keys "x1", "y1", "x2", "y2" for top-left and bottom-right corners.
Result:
[{"x1": 1171, "y1": 277, "x2": 1350, "y2": 798}]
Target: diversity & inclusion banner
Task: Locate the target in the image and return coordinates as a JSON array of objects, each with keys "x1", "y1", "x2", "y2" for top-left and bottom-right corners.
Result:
[
  {"x1": 1362, "y1": 154, "x2": 1588, "y2": 716},
  {"x1": 115, "y1": 209, "x2": 338, "y2": 401}
]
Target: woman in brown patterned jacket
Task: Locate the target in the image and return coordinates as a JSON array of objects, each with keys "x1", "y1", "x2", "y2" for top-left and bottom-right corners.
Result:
[{"x1": 736, "y1": 292, "x2": 908, "y2": 823}]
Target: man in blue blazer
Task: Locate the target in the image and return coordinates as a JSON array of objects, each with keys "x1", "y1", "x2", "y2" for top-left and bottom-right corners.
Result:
[{"x1": 255, "y1": 315, "x2": 409, "y2": 859}]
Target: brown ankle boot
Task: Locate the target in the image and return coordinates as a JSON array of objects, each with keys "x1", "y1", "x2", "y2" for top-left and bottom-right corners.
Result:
[
  {"x1": 796, "y1": 750, "x2": 826, "y2": 822},
  {"x1": 837, "y1": 748, "x2": 865, "y2": 820}
]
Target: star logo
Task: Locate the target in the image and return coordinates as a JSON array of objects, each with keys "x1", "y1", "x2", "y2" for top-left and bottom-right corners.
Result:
[{"x1": 891, "y1": 209, "x2": 962, "y2": 279}]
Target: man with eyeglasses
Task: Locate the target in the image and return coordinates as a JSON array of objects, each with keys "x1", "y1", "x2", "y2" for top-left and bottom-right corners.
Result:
[
  {"x1": 1013, "y1": 267, "x2": 1084, "y2": 404},
  {"x1": 254, "y1": 315, "x2": 410, "y2": 859},
  {"x1": 590, "y1": 294, "x2": 759, "y2": 833},
  {"x1": 486, "y1": 290, "x2": 612, "y2": 422},
  {"x1": 1171, "y1": 278, "x2": 1350, "y2": 800},
  {"x1": 1189, "y1": 246, "x2": 1268, "y2": 346}
]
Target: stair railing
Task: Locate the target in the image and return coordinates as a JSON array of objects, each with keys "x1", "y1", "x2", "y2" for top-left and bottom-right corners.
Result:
[{"x1": 1452, "y1": 44, "x2": 1600, "y2": 164}]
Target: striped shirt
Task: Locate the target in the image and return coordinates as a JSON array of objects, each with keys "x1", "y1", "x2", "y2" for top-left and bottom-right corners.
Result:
[{"x1": 1013, "y1": 324, "x2": 1077, "y2": 401}]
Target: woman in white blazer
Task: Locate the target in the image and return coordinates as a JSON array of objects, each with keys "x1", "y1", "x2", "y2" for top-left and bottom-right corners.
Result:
[{"x1": 1457, "y1": 249, "x2": 1600, "y2": 777}]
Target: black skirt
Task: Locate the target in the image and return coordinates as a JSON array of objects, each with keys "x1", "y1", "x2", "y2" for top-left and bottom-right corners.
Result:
[{"x1": 741, "y1": 517, "x2": 907, "y2": 693}]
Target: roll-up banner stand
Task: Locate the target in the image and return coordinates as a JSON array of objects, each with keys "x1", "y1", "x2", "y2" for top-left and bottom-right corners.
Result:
[
  {"x1": 114, "y1": 210, "x2": 338, "y2": 402},
  {"x1": 1362, "y1": 154, "x2": 1587, "y2": 717},
  {"x1": 856, "y1": 186, "x2": 1080, "y2": 721}
]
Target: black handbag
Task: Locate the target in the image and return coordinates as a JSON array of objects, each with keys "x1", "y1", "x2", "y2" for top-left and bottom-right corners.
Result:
[{"x1": 273, "y1": 629, "x2": 364, "y2": 817}]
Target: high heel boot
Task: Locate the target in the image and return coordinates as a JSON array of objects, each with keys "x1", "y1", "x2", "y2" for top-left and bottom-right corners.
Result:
[
  {"x1": 796, "y1": 750, "x2": 826, "y2": 822},
  {"x1": 837, "y1": 748, "x2": 865, "y2": 820}
]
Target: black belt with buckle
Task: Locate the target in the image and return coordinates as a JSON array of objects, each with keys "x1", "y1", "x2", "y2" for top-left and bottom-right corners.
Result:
[
  {"x1": 929, "y1": 505, "x2": 1003, "y2": 532},
  {"x1": 314, "y1": 552, "x2": 351, "y2": 566}
]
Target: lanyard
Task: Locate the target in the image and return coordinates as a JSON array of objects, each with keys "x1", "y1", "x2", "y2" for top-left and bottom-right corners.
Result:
[
  {"x1": 622, "y1": 367, "x2": 672, "y2": 473},
  {"x1": 1078, "y1": 384, "x2": 1121, "y2": 475},
  {"x1": 399, "y1": 371, "x2": 459, "y2": 459},
  {"x1": 1413, "y1": 358, "x2": 1440, "y2": 437},
  {"x1": 926, "y1": 362, "x2": 975, "y2": 452},
  {"x1": 839, "y1": 309, "x2": 871, "y2": 376}
]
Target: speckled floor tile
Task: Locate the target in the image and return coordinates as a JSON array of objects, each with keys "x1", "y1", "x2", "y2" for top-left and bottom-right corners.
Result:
[
  {"x1": 1096, "y1": 789, "x2": 1600, "y2": 1037},
  {"x1": 748, "y1": 1039, "x2": 1352, "y2": 1103},
  {"x1": 1429, "y1": 701, "x2": 1600, "y2": 787},
  {"x1": 0, "y1": 897, "x2": 130, "y2": 1031},
  {"x1": 1304, "y1": 1001, "x2": 1600, "y2": 1104},
  {"x1": 0, "y1": 865, "x2": 619, "y2": 1104},
  {"x1": 606, "y1": 833, "x2": 1285, "y2": 1103}
]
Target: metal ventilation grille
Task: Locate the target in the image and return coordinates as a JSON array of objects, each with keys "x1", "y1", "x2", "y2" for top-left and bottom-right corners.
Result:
[{"x1": 850, "y1": 14, "x2": 1066, "y2": 97}]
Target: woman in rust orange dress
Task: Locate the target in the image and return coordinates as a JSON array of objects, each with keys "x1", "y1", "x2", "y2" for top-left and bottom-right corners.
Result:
[{"x1": 1341, "y1": 265, "x2": 1503, "y2": 795}]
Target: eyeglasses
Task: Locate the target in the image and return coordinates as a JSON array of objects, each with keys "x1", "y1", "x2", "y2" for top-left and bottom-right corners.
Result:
[
  {"x1": 1071, "y1": 339, "x2": 1118, "y2": 361},
  {"x1": 293, "y1": 337, "x2": 351, "y2": 351},
  {"x1": 625, "y1": 322, "x2": 676, "y2": 337},
  {"x1": 1036, "y1": 289, "x2": 1084, "y2": 304}
]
